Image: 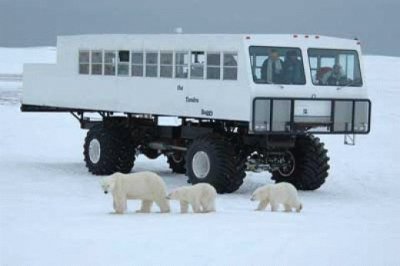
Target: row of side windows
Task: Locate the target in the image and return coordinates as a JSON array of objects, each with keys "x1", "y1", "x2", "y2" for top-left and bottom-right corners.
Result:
[{"x1": 78, "y1": 50, "x2": 238, "y2": 80}]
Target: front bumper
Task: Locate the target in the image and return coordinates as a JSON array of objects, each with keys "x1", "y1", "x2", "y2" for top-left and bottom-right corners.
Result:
[{"x1": 252, "y1": 97, "x2": 371, "y2": 135}]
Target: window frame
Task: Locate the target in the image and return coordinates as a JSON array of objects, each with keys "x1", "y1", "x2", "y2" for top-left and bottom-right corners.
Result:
[
  {"x1": 117, "y1": 50, "x2": 130, "y2": 76},
  {"x1": 175, "y1": 51, "x2": 189, "y2": 79},
  {"x1": 131, "y1": 51, "x2": 144, "y2": 77},
  {"x1": 190, "y1": 51, "x2": 206, "y2": 80},
  {"x1": 90, "y1": 50, "x2": 103, "y2": 75},
  {"x1": 307, "y1": 48, "x2": 363, "y2": 87},
  {"x1": 222, "y1": 52, "x2": 238, "y2": 80},
  {"x1": 145, "y1": 51, "x2": 159, "y2": 78},
  {"x1": 104, "y1": 50, "x2": 117, "y2": 76},
  {"x1": 206, "y1": 51, "x2": 222, "y2": 80},
  {"x1": 78, "y1": 50, "x2": 90, "y2": 75},
  {"x1": 160, "y1": 51, "x2": 174, "y2": 78}
]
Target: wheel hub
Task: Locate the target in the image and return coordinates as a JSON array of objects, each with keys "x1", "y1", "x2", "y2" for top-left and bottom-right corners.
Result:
[
  {"x1": 192, "y1": 151, "x2": 210, "y2": 178},
  {"x1": 89, "y1": 138, "x2": 101, "y2": 164},
  {"x1": 278, "y1": 151, "x2": 295, "y2": 177},
  {"x1": 172, "y1": 152, "x2": 184, "y2": 163}
]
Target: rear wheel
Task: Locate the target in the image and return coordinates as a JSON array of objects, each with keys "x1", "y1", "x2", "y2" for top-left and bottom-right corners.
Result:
[
  {"x1": 272, "y1": 134, "x2": 330, "y2": 190},
  {"x1": 83, "y1": 126, "x2": 135, "y2": 175},
  {"x1": 167, "y1": 152, "x2": 186, "y2": 174},
  {"x1": 141, "y1": 148, "x2": 161, "y2": 159},
  {"x1": 186, "y1": 134, "x2": 245, "y2": 193}
]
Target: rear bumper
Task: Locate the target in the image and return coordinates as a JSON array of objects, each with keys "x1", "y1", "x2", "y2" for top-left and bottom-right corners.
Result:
[{"x1": 252, "y1": 97, "x2": 371, "y2": 135}]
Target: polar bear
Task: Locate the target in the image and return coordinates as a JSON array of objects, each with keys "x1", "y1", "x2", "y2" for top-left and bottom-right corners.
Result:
[
  {"x1": 167, "y1": 183, "x2": 217, "y2": 213},
  {"x1": 100, "y1": 171, "x2": 170, "y2": 214},
  {"x1": 251, "y1": 182, "x2": 302, "y2": 212}
]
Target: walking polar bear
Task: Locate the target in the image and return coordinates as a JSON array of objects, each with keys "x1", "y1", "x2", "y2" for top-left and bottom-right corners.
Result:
[
  {"x1": 167, "y1": 183, "x2": 217, "y2": 213},
  {"x1": 101, "y1": 171, "x2": 170, "y2": 214},
  {"x1": 251, "y1": 182, "x2": 302, "y2": 212}
]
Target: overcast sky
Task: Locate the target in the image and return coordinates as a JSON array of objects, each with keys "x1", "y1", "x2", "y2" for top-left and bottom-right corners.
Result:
[{"x1": 0, "y1": 0, "x2": 399, "y2": 56}]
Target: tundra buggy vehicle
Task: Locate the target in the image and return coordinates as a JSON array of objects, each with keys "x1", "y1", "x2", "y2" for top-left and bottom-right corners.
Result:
[{"x1": 21, "y1": 34, "x2": 371, "y2": 193}]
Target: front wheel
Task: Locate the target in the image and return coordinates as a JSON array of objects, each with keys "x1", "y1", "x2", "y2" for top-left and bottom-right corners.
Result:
[
  {"x1": 272, "y1": 135, "x2": 330, "y2": 190},
  {"x1": 186, "y1": 134, "x2": 245, "y2": 193},
  {"x1": 83, "y1": 126, "x2": 135, "y2": 175}
]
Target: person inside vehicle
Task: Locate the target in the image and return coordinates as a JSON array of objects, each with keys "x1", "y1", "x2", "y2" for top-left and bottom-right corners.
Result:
[
  {"x1": 283, "y1": 50, "x2": 305, "y2": 84},
  {"x1": 261, "y1": 49, "x2": 283, "y2": 83},
  {"x1": 321, "y1": 63, "x2": 348, "y2": 85}
]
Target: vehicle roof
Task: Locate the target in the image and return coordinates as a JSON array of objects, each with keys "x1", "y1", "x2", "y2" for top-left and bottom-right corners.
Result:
[{"x1": 57, "y1": 34, "x2": 362, "y2": 51}]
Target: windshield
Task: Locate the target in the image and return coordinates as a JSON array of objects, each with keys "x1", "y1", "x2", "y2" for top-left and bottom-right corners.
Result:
[
  {"x1": 249, "y1": 46, "x2": 306, "y2": 85},
  {"x1": 308, "y1": 49, "x2": 363, "y2": 87}
]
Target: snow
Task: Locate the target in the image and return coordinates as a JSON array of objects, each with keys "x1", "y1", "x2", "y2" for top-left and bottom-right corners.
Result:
[
  {"x1": 1, "y1": 48, "x2": 400, "y2": 265},
  {"x1": 0, "y1": 47, "x2": 56, "y2": 75}
]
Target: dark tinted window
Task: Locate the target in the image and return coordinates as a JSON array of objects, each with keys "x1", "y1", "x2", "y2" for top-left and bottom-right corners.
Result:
[
  {"x1": 249, "y1": 46, "x2": 305, "y2": 85},
  {"x1": 308, "y1": 49, "x2": 362, "y2": 86}
]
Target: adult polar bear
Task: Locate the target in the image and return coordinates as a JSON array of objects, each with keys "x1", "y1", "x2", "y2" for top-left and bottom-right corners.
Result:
[
  {"x1": 101, "y1": 172, "x2": 170, "y2": 214},
  {"x1": 167, "y1": 183, "x2": 217, "y2": 213}
]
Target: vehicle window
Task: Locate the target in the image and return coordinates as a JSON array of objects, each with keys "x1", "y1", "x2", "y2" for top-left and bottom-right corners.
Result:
[
  {"x1": 117, "y1": 50, "x2": 129, "y2": 76},
  {"x1": 175, "y1": 52, "x2": 189, "y2": 78},
  {"x1": 249, "y1": 46, "x2": 305, "y2": 85},
  {"x1": 145, "y1": 52, "x2": 158, "y2": 77},
  {"x1": 223, "y1": 53, "x2": 238, "y2": 80},
  {"x1": 104, "y1": 51, "x2": 116, "y2": 76},
  {"x1": 78, "y1": 51, "x2": 90, "y2": 74},
  {"x1": 190, "y1": 51, "x2": 205, "y2": 79},
  {"x1": 131, "y1": 51, "x2": 143, "y2": 77},
  {"x1": 308, "y1": 49, "x2": 362, "y2": 86},
  {"x1": 160, "y1": 52, "x2": 173, "y2": 78},
  {"x1": 206, "y1": 52, "x2": 221, "y2": 80},
  {"x1": 91, "y1": 51, "x2": 103, "y2": 75}
]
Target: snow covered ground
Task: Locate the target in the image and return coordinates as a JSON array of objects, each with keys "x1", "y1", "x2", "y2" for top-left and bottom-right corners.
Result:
[{"x1": 0, "y1": 49, "x2": 400, "y2": 265}]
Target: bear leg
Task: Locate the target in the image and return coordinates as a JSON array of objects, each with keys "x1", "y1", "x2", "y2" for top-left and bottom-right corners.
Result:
[
  {"x1": 113, "y1": 197, "x2": 126, "y2": 214},
  {"x1": 137, "y1": 200, "x2": 153, "y2": 213},
  {"x1": 191, "y1": 200, "x2": 202, "y2": 213},
  {"x1": 155, "y1": 199, "x2": 170, "y2": 213},
  {"x1": 270, "y1": 202, "x2": 278, "y2": 212},
  {"x1": 202, "y1": 199, "x2": 216, "y2": 213},
  {"x1": 284, "y1": 204, "x2": 292, "y2": 212},
  {"x1": 256, "y1": 200, "x2": 269, "y2": 211},
  {"x1": 296, "y1": 203, "x2": 302, "y2": 213},
  {"x1": 180, "y1": 201, "x2": 189, "y2": 213}
]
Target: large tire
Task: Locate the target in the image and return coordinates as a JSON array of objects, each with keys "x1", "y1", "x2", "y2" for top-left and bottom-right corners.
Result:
[
  {"x1": 167, "y1": 152, "x2": 186, "y2": 174},
  {"x1": 186, "y1": 134, "x2": 245, "y2": 193},
  {"x1": 272, "y1": 135, "x2": 330, "y2": 190},
  {"x1": 83, "y1": 126, "x2": 135, "y2": 175}
]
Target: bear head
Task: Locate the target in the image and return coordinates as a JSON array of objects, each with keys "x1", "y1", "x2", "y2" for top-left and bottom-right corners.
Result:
[
  {"x1": 250, "y1": 187, "x2": 266, "y2": 201},
  {"x1": 100, "y1": 176, "x2": 116, "y2": 194},
  {"x1": 166, "y1": 190, "x2": 180, "y2": 200}
]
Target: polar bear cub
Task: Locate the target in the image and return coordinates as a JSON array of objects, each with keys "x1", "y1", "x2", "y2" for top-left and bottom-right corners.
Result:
[
  {"x1": 251, "y1": 182, "x2": 302, "y2": 212},
  {"x1": 167, "y1": 183, "x2": 217, "y2": 213},
  {"x1": 101, "y1": 171, "x2": 170, "y2": 214}
]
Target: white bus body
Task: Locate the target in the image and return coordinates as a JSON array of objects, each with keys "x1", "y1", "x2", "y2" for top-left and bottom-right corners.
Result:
[{"x1": 22, "y1": 34, "x2": 369, "y2": 134}]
